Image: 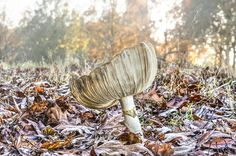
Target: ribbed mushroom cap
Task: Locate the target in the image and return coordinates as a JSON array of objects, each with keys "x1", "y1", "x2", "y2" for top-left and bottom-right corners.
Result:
[{"x1": 70, "y1": 42, "x2": 157, "y2": 109}]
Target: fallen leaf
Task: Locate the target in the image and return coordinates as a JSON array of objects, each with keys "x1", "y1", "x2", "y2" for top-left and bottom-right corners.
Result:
[
  {"x1": 41, "y1": 140, "x2": 63, "y2": 150},
  {"x1": 197, "y1": 130, "x2": 214, "y2": 146},
  {"x1": 166, "y1": 96, "x2": 188, "y2": 109},
  {"x1": 203, "y1": 137, "x2": 234, "y2": 149},
  {"x1": 42, "y1": 126, "x2": 56, "y2": 136},
  {"x1": 56, "y1": 96, "x2": 70, "y2": 112},
  {"x1": 46, "y1": 104, "x2": 68, "y2": 125},
  {"x1": 118, "y1": 132, "x2": 142, "y2": 144},
  {"x1": 145, "y1": 142, "x2": 174, "y2": 156},
  {"x1": 79, "y1": 111, "x2": 95, "y2": 120},
  {"x1": 93, "y1": 140, "x2": 154, "y2": 156},
  {"x1": 29, "y1": 101, "x2": 48, "y2": 113},
  {"x1": 189, "y1": 93, "x2": 202, "y2": 102},
  {"x1": 35, "y1": 85, "x2": 45, "y2": 94}
]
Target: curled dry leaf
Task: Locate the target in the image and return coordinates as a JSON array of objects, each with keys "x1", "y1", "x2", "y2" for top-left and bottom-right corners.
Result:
[
  {"x1": 145, "y1": 142, "x2": 174, "y2": 156},
  {"x1": 203, "y1": 137, "x2": 235, "y2": 149},
  {"x1": 197, "y1": 130, "x2": 214, "y2": 147},
  {"x1": 41, "y1": 136, "x2": 72, "y2": 150},
  {"x1": 56, "y1": 96, "x2": 70, "y2": 112},
  {"x1": 35, "y1": 85, "x2": 45, "y2": 94},
  {"x1": 29, "y1": 101, "x2": 48, "y2": 113},
  {"x1": 0, "y1": 116, "x2": 3, "y2": 125},
  {"x1": 166, "y1": 96, "x2": 188, "y2": 109},
  {"x1": 46, "y1": 104, "x2": 68, "y2": 125},
  {"x1": 79, "y1": 111, "x2": 95, "y2": 121},
  {"x1": 141, "y1": 85, "x2": 166, "y2": 106},
  {"x1": 188, "y1": 93, "x2": 202, "y2": 102},
  {"x1": 224, "y1": 118, "x2": 236, "y2": 131},
  {"x1": 92, "y1": 140, "x2": 154, "y2": 156},
  {"x1": 41, "y1": 140, "x2": 63, "y2": 150},
  {"x1": 42, "y1": 126, "x2": 56, "y2": 136},
  {"x1": 118, "y1": 132, "x2": 142, "y2": 144}
]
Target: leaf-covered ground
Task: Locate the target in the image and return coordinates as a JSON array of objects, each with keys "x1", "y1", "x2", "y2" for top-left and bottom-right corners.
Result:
[{"x1": 0, "y1": 64, "x2": 235, "y2": 155}]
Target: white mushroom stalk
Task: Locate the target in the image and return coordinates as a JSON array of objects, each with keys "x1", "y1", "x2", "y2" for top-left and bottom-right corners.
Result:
[
  {"x1": 120, "y1": 95, "x2": 143, "y2": 138},
  {"x1": 70, "y1": 42, "x2": 157, "y2": 139}
]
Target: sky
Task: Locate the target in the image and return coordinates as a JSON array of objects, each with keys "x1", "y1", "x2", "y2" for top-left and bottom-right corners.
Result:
[
  {"x1": 0, "y1": 0, "x2": 180, "y2": 43},
  {"x1": 0, "y1": 0, "x2": 126, "y2": 25},
  {"x1": 0, "y1": 0, "x2": 220, "y2": 65},
  {"x1": 0, "y1": 0, "x2": 35, "y2": 25},
  {"x1": 0, "y1": 0, "x2": 93, "y2": 25}
]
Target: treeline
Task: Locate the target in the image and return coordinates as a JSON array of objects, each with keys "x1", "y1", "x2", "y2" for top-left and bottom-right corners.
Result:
[{"x1": 0, "y1": 0, "x2": 236, "y2": 69}]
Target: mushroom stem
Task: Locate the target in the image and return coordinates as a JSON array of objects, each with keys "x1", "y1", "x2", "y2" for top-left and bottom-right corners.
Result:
[{"x1": 120, "y1": 95, "x2": 143, "y2": 139}]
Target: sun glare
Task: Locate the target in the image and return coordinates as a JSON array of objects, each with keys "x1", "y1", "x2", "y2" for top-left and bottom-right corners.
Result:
[
  {"x1": 1, "y1": 0, "x2": 178, "y2": 42},
  {"x1": 0, "y1": 0, "x2": 36, "y2": 26},
  {"x1": 149, "y1": 0, "x2": 182, "y2": 43}
]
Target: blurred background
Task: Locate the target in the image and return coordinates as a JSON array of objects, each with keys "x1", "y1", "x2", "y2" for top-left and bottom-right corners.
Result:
[{"x1": 0, "y1": 0, "x2": 235, "y2": 69}]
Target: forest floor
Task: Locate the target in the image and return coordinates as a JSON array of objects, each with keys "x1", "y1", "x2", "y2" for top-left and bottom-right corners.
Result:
[{"x1": 0, "y1": 63, "x2": 235, "y2": 156}]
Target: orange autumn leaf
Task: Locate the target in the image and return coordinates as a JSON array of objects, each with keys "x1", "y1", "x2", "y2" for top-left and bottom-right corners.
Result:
[
  {"x1": 64, "y1": 137, "x2": 72, "y2": 147},
  {"x1": 158, "y1": 143, "x2": 174, "y2": 156},
  {"x1": 159, "y1": 133, "x2": 166, "y2": 140},
  {"x1": 41, "y1": 137, "x2": 73, "y2": 150},
  {"x1": 41, "y1": 140, "x2": 63, "y2": 150},
  {"x1": 145, "y1": 142, "x2": 174, "y2": 156},
  {"x1": 35, "y1": 85, "x2": 45, "y2": 94},
  {"x1": 29, "y1": 101, "x2": 48, "y2": 113}
]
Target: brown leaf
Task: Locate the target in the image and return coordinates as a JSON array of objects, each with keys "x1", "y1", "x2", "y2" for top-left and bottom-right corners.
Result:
[
  {"x1": 90, "y1": 147, "x2": 97, "y2": 156},
  {"x1": 197, "y1": 130, "x2": 214, "y2": 146},
  {"x1": 118, "y1": 132, "x2": 142, "y2": 144},
  {"x1": 0, "y1": 116, "x2": 3, "y2": 125},
  {"x1": 15, "y1": 90, "x2": 25, "y2": 97},
  {"x1": 189, "y1": 93, "x2": 202, "y2": 102},
  {"x1": 29, "y1": 101, "x2": 48, "y2": 113},
  {"x1": 141, "y1": 85, "x2": 166, "y2": 105},
  {"x1": 46, "y1": 104, "x2": 68, "y2": 125},
  {"x1": 145, "y1": 142, "x2": 174, "y2": 156},
  {"x1": 165, "y1": 136, "x2": 183, "y2": 144},
  {"x1": 224, "y1": 118, "x2": 236, "y2": 131},
  {"x1": 166, "y1": 96, "x2": 188, "y2": 109},
  {"x1": 79, "y1": 111, "x2": 95, "y2": 120},
  {"x1": 203, "y1": 137, "x2": 234, "y2": 149},
  {"x1": 192, "y1": 114, "x2": 203, "y2": 120},
  {"x1": 158, "y1": 143, "x2": 174, "y2": 156},
  {"x1": 159, "y1": 133, "x2": 166, "y2": 140},
  {"x1": 41, "y1": 135, "x2": 72, "y2": 150},
  {"x1": 178, "y1": 87, "x2": 187, "y2": 96},
  {"x1": 188, "y1": 83, "x2": 202, "y2": 92},
  {"x1": 41, "y1": 140, "x2": 63, "y2": 150},
  {"x1": 56, "y1": 96, "x2": 70, "y2": 112},
  {"x1": 63, "y1": 136, "x2": 73, "y2": 147}
]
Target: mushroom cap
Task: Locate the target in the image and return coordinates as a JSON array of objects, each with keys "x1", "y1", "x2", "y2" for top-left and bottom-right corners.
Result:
[{"x1": 70, "y1": 42, "x2": 157, "y2": 109}]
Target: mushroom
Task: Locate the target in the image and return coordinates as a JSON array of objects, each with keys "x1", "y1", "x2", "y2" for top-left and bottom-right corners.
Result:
[{"x1": 70, "y1": 42, "x2": 157, "y2": 138}]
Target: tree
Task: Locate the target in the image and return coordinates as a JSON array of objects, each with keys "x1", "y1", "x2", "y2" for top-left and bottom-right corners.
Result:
[
  {"x1": 0, "y1": 9, "x2": 21, "y2": 62},
  {"x1": 62, "y1": 0, "x2": 155, "y2": 59},
  {"x1": 19, "y1": 0, "x2": 69, "y2": 63},
  {"x1": 168, "y1": 0, "x2": 236, "y2": 68}
]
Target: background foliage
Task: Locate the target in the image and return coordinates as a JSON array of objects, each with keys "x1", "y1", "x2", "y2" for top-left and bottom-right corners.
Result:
[{"x1": 0, "y1": 0, "x2": 236, "y2": 69}]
